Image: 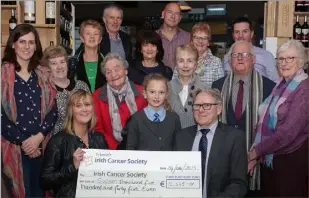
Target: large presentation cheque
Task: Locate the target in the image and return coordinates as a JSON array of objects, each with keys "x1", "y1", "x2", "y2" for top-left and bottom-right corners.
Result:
[{"x1": 76, "y1": 149, "x2": 202, "y2": 198}]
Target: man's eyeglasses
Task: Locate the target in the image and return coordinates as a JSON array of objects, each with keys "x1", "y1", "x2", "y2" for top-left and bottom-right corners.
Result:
[
  {"x1": 276, "y1": 57, "x2": 299, "y2": 64},
  {"x1": 193, "y1": 36, "x2": 209, "y2": 42},
  {"x1": 192, "y1": 103, "x2": 218, "y2": 111},
  {"x1": 231, "y1": 52, "x2": 252, "y2": 59}
]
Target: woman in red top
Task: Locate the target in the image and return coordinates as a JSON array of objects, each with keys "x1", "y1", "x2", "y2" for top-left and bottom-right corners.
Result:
[{"x1": 93, "y1": 52, "x2": 147, "y2": 149}]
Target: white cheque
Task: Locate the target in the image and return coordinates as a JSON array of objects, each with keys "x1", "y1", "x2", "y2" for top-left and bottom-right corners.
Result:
[{"x1": 76, "y1": 149, "x2": 202, "y2": 198}]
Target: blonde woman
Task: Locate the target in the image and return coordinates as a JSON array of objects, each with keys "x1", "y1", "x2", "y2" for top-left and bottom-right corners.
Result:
[
  {"x1": 173, "y1": 22, "x2": 224, "y2": 88},
  {"x1": 40, "y1": 90, "x2": 107, "y2": 197}
]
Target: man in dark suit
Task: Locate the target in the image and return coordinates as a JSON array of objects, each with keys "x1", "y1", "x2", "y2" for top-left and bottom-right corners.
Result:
[
  {"x1": 174, "y1": 88, "x2": 248, "y2": 198},
  {"x1": 212, "y1": 40, "x2": 275, "y2": 194},
  {"x1": 75, "y1": 4, "x2": 132, "y2": 61}
]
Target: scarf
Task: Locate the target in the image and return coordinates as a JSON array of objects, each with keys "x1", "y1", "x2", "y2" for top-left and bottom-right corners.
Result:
[
  {"x1": 195, "y1": 49, "x2": 211, "y2": 76},
  {"x1": 1, "y1": 62, "x2": 57, "y2": 198},
  {"x1": 220, "y1": 69, "x2": 264, "y2": 190},
  {"x1": 254, "y1": 69, "x2": 308, "y2": 168},
  {"x1": 107, "y1": 77, "x2": 137, "y2": 142}
]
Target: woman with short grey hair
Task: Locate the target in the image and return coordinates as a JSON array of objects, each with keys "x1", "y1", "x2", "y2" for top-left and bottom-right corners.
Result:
[
  {"x1": 93, "y1": 52, "x2": 147, "y2": 149},
  {"x1": 248, "y1": 39, "x2": 309, "y2": 197}
]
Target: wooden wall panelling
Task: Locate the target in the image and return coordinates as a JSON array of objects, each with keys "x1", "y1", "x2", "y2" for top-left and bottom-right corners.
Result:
[
  {"x1": 264, "y1": 0, "x2": 277, "y2": 37},
  {"x1": 276, "y1": 1, "x2": 294, "y2": 37}
]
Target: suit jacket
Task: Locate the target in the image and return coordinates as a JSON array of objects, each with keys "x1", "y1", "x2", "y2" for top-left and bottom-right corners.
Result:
[
  {"x1": 212, "y1": 75, "x2": 275, "y2": 131},
  {"x1": 174, "y1": 122, "x2": 248, "y2": 198},
  {"x1": 76, "y1": 29, "x2": 132, "y2": 61}
]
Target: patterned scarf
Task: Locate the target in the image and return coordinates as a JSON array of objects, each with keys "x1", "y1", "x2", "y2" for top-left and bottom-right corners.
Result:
[
  {"x1": 1, "y1": 62, "x2": 57, "y2": 198},
  {"x1": 220, "y1": 69, "x2": 264, "y2": 190},
  {"x1": 107, "y1": 77, "x2": 137, "y2": 142},
  {"x1": 195, "y1": 49, "x2": 211, "y2": 76},
  {"x1": 254, "y1": 69, "x2": 308, "y2": 168}
]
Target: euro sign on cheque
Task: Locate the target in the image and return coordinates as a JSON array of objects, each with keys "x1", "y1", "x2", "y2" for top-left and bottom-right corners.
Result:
[{"x1": 76, "y1": 149, "x2": 202, "y2": 198}]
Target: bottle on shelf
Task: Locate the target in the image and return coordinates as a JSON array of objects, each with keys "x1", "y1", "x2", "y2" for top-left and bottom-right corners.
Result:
[
  {"x1": 24, "y1": 0, "x2": 35, "y2": 24},
  {"x1": 9, "y1": 9, "x2": 17, "y2": 34},
  {"x1": 303, "y1": 1, "x2": 309, "y2": 12},
  {"x1": 293, "y1": 15, "x2": 302, "y2": 41},
  {"x1": 1, "y1": 1, "x2": 8, "y2": 5},
  {"x1": 50, "y1": 41, "x2": 54, "y2": 46},
  {"x1": 301, "y1": 15, "x2": 309, "y2": 47},
  {"x1": 295, "y1": 1, "x2": 304, "y2": 12},
  {"x1": 45, "y1": 0, "x2": 55, "y2": 24},
  {"x1": 8, "y1": 1, "x2": 16, "y2": 5}
]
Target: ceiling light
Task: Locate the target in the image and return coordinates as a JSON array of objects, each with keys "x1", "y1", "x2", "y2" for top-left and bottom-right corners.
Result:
[
  {"x1": 178, "y1": 1, "x2": 192, "y2": 11},
  {"x1": 208, "y1": 8, "x2": 225, "y2": 12}
]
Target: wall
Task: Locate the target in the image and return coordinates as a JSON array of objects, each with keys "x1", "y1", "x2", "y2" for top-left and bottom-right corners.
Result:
[{"x1": 74, "y1": 1, "x2": 265, "y2": 24}]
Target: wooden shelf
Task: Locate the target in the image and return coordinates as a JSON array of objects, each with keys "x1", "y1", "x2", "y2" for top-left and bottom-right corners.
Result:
[
  {"x1": 1, "y1": 5, "x2": 18, "y2": 9},
  {"x1": 31, "y1": 24, "x2": 56, "y2": 28},
  {"x1": 1, "y1": 44, "x2": 6, "y2": 47},
  {"x1": 294, "y1": 12, "x2": 309, "y2": 16}
]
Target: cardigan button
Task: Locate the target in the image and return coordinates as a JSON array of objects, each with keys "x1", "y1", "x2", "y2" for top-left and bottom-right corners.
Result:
[
  {"x1": 159, "y1": 137, "x2": 161, "y2": 140},
  {"x1": 235, "y1": 124, "x2": 239, "y2": 128}
]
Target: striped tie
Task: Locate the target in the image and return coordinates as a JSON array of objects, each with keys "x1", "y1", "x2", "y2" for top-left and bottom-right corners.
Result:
[
  {"x1": 153, "y1": 113, "x2": 160, "y2": 122},
  {"x1": 199, "y1": 129, "x2": 210, "y2": 193}
]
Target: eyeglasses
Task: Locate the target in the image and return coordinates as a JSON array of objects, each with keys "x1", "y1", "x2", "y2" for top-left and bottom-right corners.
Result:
[
  {"x1": 276, "y1": 57, "x2": 299, "y2": 64},
  {"x1": 192, "y1": 103, "x2": 218, "y2": 111},
  {"x1": 231, "y1": 52, "x2": 252, "y2": 59},
  {"x1": 193, "y1": 36, "x2": 209, "y2": 42}
]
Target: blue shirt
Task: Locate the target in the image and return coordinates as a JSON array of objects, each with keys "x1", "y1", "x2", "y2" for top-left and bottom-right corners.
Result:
[
  {"x1": 143, "y1": 105, "x2": 166, "y2": 122},
  {"x1": 223, "y1": 46, "x2": 279, "y2": 82}
]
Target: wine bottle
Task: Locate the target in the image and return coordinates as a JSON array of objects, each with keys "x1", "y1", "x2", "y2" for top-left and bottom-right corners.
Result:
[
  {"x1": 296, "y1": 1, "x2": 304, "y2": 12},
  {"x1": 9, "y1": 9, "x2": 17, "y2": 34},
  {"x1": 301, "y1": 16, "x2": 309, "y2": 47},
  {"x1": 24, "y1": 0, "x2": 35, "y2": 24},
  {"x1": 45, "y1": 0, "x2": 55, "y2": 24},
  {"x1": 303, "y1": 1, "x2": 309, "y2": 12},
  {"x1": 294, "y1": 15, "x2": 302, "y2": 41},
  {"x1": 50, "y1": 41, "x2": 54, "y2": 46},
  {"x1": 1, "y1": 1, "x2": 8, "y2": 5}
]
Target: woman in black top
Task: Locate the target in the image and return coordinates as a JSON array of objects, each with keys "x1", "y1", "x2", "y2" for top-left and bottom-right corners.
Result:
[
  {"x1": 41, "y1": 46, "x2": 90, "y2": 134},
  {"x1": 40, "y1": 90, "x2": 108, "y2": 197},
  {"x1": 128, "y1": 29, "x2": 173, "y2": 85}
]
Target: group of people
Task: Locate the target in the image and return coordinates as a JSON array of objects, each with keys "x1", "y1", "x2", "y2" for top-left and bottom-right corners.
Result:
[{"x1": 1, "y1": 2, "x2": 308, "y2": 198}]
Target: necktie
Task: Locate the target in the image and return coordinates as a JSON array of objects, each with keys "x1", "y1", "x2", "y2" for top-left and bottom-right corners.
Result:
[
  {"x1": 235, "y1": 80, "x2": 244, "y2": 120},
  {"x1": 199, "y1": 128, "x2": 210, "y2": 191},
  {"x1": 153, "y1": 112, "x2": 160, "y2": 122}
]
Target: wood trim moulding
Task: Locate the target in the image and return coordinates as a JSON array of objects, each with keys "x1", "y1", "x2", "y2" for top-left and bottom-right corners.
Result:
[
  {"x1": 264, "y1": 0, "x2": 277, "y2": 37},
  {"x1": 276, "y1": 1, "x2": 294, "y2": 37}
]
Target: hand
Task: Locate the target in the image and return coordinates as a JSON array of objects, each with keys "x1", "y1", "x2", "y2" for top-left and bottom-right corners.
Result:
[
  {"x1": 28, "y1": 149, "x2": 41, "y2": 158},
  {"x1": 22, "y1": 132, "x2": 44, "y2": 155},
  {"x1": 248, "y1": 149, "x2": 258, "y2": 162},
  {"x1": 73, "y1": 148, "x2": 86, "y2": 169},
  {"x1": 248, "y1": 159, "x2": 257, "y2": 176}
]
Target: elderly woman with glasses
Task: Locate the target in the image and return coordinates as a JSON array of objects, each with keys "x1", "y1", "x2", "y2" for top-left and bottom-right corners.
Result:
[
  {"x1": 173, "y1": 22, "x2": 224, "y2": 87},
  {"x1": 248, "y1": 40, "x2": 309, "y2": 197},
  {"x1": 92, "y1": 52, "x2": 147, "y2": 149},
  {"x1": 41, "y1": 46, "x2": 90, "y2": 135}
]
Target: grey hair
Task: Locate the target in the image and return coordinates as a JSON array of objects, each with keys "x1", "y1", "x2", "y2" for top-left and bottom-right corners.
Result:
[
  {"x1": 103, "y1": 4, "x2": 123, "y2": 19},
  {"x1": 100, "y1": 52, "x2": 129, "y2": 75},
  {"x1": 193, "y1": 88, "x2": 222, "y2": 104},
  {"x1": 227, "y1": 40, "x2": 256, "y2": 61},
  {"x1": 277, "y1": 39, "x2": 308, "y2": 69}
]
